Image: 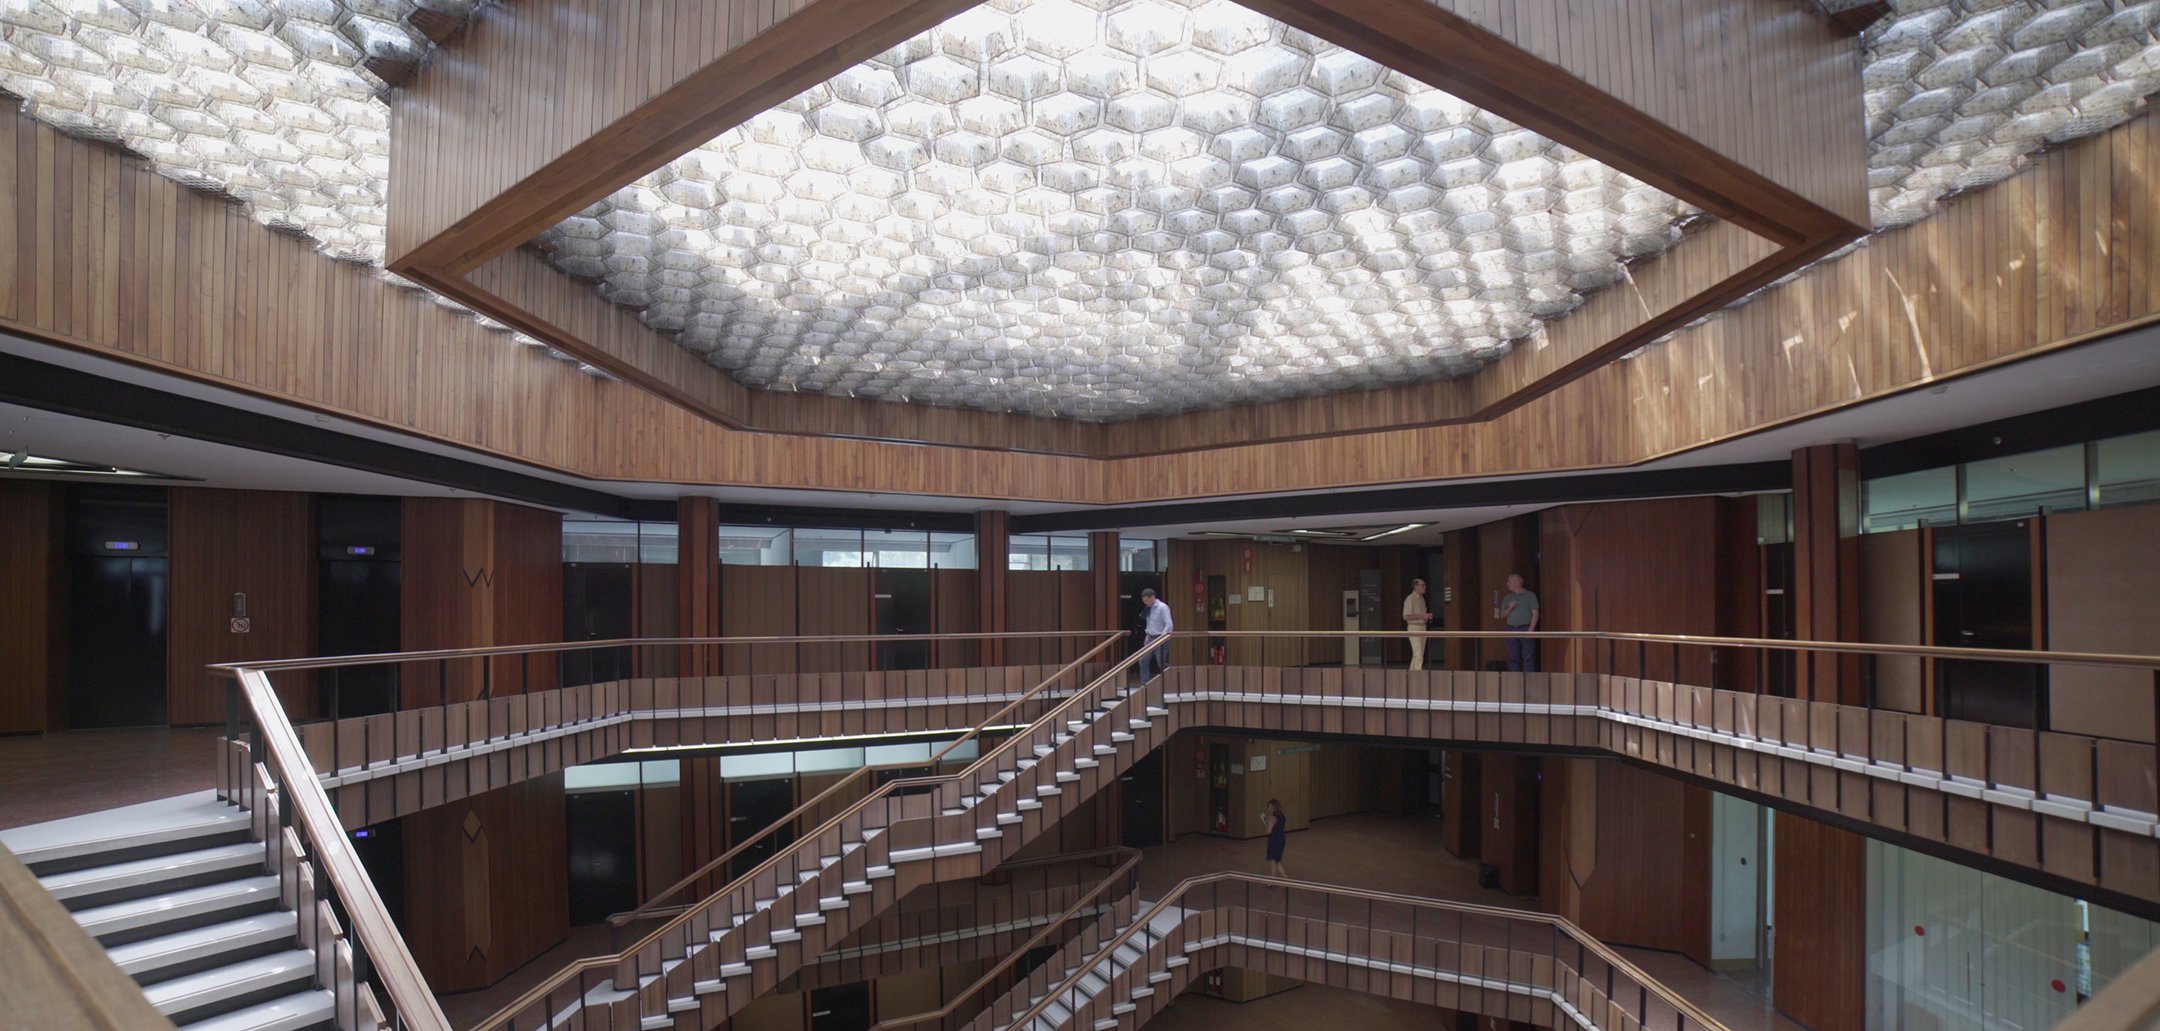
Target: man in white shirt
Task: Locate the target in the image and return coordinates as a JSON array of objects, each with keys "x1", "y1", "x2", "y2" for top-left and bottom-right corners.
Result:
[
  {"x1": 1403, "y1": 578, "x2": 1432, "y2": 670},
  {"x1": 1138, "y1": 587, "x2": 1173, "y2": 682}
]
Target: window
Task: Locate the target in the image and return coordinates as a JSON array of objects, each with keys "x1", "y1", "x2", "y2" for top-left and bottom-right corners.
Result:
[
  {"x1": 2095, "y1": 429, "x2": 2160, "y2": 508},
  {"x1": 863, "y1": 530, "x2": 928, "y2": 569},
  {"x1": 1862, "y1": 468, "x2": 1958, "y2": 533},
  {"x1": 1119, "y1": 538, "x2": 1166, "y2": 572},
  {"x1": 793, "y1": 528, "x2": 865, "y2": 567},
  {"x1": 1010, "y1": 533, "x2": 1091, "y2": 570},
  {"x1": 716, "y1": 526, "x2": 792, "y2": 565},
  {"x1": 1754, "y1": 495, "x2": 1793, "y2": 545},
  {"x1": 564, "y1": 519, "x2": 677, "y2": 564},
  {"x1": 1962, "y1": 444, "x2": 2085, "y2": 522},
  {"x1": 929, "y1": 532, "x2": 977, "y2": 569}
]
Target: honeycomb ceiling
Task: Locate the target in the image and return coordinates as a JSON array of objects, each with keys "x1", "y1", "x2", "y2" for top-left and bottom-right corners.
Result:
[
  {"x1": 537, "y1": 0, "x2": 1700, "y2": 420},
  {"x1": 1, "y1": 0, "x2": 2156, "y2": 417}
]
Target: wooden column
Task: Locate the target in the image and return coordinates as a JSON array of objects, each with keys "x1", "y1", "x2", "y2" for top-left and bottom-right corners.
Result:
[
  {"x1": 975, "y1": 510, "x2": 1010, "y2": 666},
  {"x1": 1441, "y1": 529, "x2": 1479, "y2": 672},
  {"x1": 677, "y1": 496, "x2": 721, "y2": 675},
  {"x1": 400, "y1": 498, "x2": 564, "y2": 702},
  {"x1": 1773, "y1": 811, "x2": 1866, "y2": 1030},
  {"x1": 1089, "y1": 531, "x2": 1119, "y2": 631},
  {"x1": 1478, "y1": 753, "x2": 1541, "y2": 896},
  {"x1": 1792, "y1": 443, "x2": 1863, "y2": 704},
  {"x1": 402, "y1": 773, "x2": 571, "y2": 993},
  {"x1": 0, "y1": 481, "x2": 63, "y2": 733}
]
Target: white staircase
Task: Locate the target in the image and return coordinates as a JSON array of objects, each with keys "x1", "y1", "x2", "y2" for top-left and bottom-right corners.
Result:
[
  {"x1": 0, "y1": 792, "x2": 333, "y2": 1031},
  {"x1": 975, "y1": 904, "x2": 1192, "y2": 1031}
]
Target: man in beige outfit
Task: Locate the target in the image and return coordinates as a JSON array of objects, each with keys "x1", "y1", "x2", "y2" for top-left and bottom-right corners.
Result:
[{"x1": 1403, "y1": 578, "x2": 1432, "y2": 670}]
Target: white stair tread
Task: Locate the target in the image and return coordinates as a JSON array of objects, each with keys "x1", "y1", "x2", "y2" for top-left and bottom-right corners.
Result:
[
  {"x1": 74, "y1": 875, "x2": 281, "y2": 939},
  {"x1": 40, "y1": 841, "x2": 263, "y2": 902},
  {"x1": 107, "y1": 911, "x2": 297, "y2": 977},
  {"x1": 0, "y1": 791, "x2": 236, "y2": 867},
  {"x1": 177, "y1": 988, "x2": 333, "y2": 1031},
  {"x1": 143, "y1": 948, "x2": 314, "y2": 1015}
]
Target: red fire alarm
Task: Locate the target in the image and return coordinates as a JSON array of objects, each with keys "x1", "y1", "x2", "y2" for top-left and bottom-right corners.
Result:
[{"x1": 1914, "y1": 925, "x2": 1925, "y2": 936}]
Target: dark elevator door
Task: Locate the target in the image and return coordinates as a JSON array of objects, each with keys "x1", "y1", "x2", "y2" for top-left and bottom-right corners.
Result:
[
  {"x1": 809, "y1": 983, "x2": 870, "y2": 1031},
  {"x1": 566, "y1": 789, "x2": 640, "y2": 925},
  {"x1": 318, "y1": 496, "x2": 402, "y2": 718},
  {"x1": 1933, "y1": 521, "x2": 2045, "y2": 728},
  {"x1": 66, "y1": 487, "x2": 169, "y2": 729},
  {"x1": 728, "y1": 777, "x2": 796, "y2": 880}
]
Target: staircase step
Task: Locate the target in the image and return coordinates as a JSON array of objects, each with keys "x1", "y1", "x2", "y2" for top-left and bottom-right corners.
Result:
[
  {"x1": 770, "y1": 928, "x2": 802, "y2": 942},
  {"x1": 0, "y1": 793, "x2": 251, "y2": 876},
  {"x1": 720, "y1": 962, "x2": 752, "y2": 978},
  {"x1": 978, "y1": 826, "x2": 1003, "y2": 840},
  {"x1": 1017, "y1": 799, "x2": 1043, "y2": 811},
  {"x1": 1036, "y1": 785, "x2": 1063, "y2": 797},
  {"x1": 842, "y1": 881, "x2": 872, "y2": 894},
  {"x1": 1146, "y1": 707, "x2": 1170, "y2": 717},
  {"x1": 793, "y1": 913, "x2": 825, "y2": 927},
  {"x1": 39, "y1": 842, "x2": 264, "y2": 909},
  {"x1": 176, "y1": 988, "x2": 333, "y2": 1031},
  {"x1": 1073, "y1": 758, "x2": 1099, "y2": 769},
  {"x1": 745, "y1": 945, "x2": 776, "y2": 961},
  {"x1": 1165, "y1": 956, "x2": 1188, "y2": 967},
  {"x1": 74, "y1": 875, "x2": 282, "y2": 946},
  {"x1": 1128, "y1": 719, "x2": 1151, "y2": 729},
  {"x1": 820, "y1": 896, "x2": 848, "y2": 911},
  {"x1": 1113, "y1": 1002, "x2": 1138, "y2": 1015},
  {"x1": 1033, "y1": 745, "x2": 1056, "y2": 757},
  {"x1": 1093, "y1": 745, "x2": 1117, "y2": 755},
  {"x1": 107, "y1": 911, "x2": 298, "y2": 984},
  {"x1": 640, "y1": 1014, "x2": 672, "y2": 1031},
  {"x1": 867, "y1": 865, "x2": 895, "y2": 879},
  {"x1": 996, "y1": 813, "x2": 1022, "y2": 825},
  {"x1": 693, "y1": 977, "x2": 727, "y2": 995},
  {"x1": 1111, "y1": 732, "x2": 1133, "y2": 743},
  {"x1": 143, "y1": 948, "x2": 314, "y2": 1023}
]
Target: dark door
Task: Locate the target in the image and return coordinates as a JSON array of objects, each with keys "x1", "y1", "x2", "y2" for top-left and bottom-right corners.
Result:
[
  {"x1": 728, "y1": 777, "x2": 796, "y2": 880},
  {"x1": 875, "y1": 569, "x2": 932, "y2": 670},
  {"x1": 318, "y1": 496, "x2": 402, "y2": 717},
  {"x1": 810, "y1": 983, "x2": 870, "y2": 1031},
  {"x1": 564, "y1": 563, "x2": 636, "y2": 686},
  {"x1": 1120, "y1": 747, "x2": 1165, "y2": 847},
  {"x1": 566, "y1": 789, "x2": 640, "y2": 925},
  {"x1": 66, "y1": 486, "x2": 169, "y2": 729},
  {"x1": 1933, "y1": 522, "x2": 2045, "y2": 728},
  {"x1": 1759, "y1": 543, "x2": 1797, "y2": 697},
  {"x1": 349, "y1": 819, "x2": 406, "y2": 930}
]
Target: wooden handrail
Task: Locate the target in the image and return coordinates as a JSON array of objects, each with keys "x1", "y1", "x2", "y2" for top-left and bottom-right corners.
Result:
[
  {"x1": 1006, "y1": 871, "x2": 1731, "y2": 1031},
  {"x1": 608, "y1": 632, "x2": 1126, "y2": 927},
  {"x1": 869, "y1": 847, "x2": 1142, "y2": 1031},
  {"x1": 474, "y1": 634, "x2": 1164, "y2": 1031},
  {"x1": 209, "y1": 630, "x2": 1121, "y2": 675},
  {"x1": 233, "y1": 668, "x2": 451, "y2": 1030},
  {"x1": 0, "y1": 842, "x2": 176, "y2": 1030},
  {"x1": 1185, "y1": 629, "x2": 2160, "y2": 669}
]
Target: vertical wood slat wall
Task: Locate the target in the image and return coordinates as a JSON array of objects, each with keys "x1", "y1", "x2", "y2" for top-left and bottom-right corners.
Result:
[
  {"x1": 0, "y1": 482, "x2": 64, "y2": 733},
  {"x1": 6, "y1": 106, "x2": 2158, "y2": 500}
]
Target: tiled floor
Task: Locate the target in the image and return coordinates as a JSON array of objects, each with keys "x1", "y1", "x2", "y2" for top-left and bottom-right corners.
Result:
[{"x1": 0, "y1": 726, "x2": 221, "y2": 830}]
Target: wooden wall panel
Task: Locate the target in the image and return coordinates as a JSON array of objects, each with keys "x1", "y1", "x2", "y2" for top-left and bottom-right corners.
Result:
[
  {"x1": 1861, "y1": 529, "x2": 1928, "y2": 715},
  {"x1": 166, "y1": 489, "x2": 315, "y2": 725},
  {"x1": 0, "y1": 481, "x2": 63, "y2": 733},
  {"x1": 1477, "y1": 752, "x2": 1540, "y2": 896},
  {"x1": 976, "y1": 511, "x2": 1010, "y2": 666},
  {"x1": 1713, "y1": 496, "x2": 1764, "y2": 696},
  {"x1": 1005, "y1": 570, "x2": 1065, "y2": 667},
  {"x1": 1539, "y1": 759, "x2": 1712, "y2": 966},
  {"x1": 1793, "y1": 444, "x2": 1863, "y2": 704},
  {"x1": 720, "y1": 565, "x2": 798, "y2": 675},
  {"x1": 7, "y1": 105, "x2": 2160, "y2": 502},
  {"x1": 1537, "y1": 498, "x2": 1722, "y2": 682},
  {"x1": 401, "y1": 772, "x2": 570, "y2": 993},
  {"x1": 399, "y1": 498, "x2": 562, "y2": 701},
  {"x1": 2047, "y1": 507, "x2": 2160, "y2": 743},
  {"x1": 1772, "y1": 811, "x2": 1866, "y2": 1031},
  {"x1": 794, "y1": 567, "x2": 870, "y2": 673},
  {"x1": 677, "y1": 497, "x2": 721, "y2": 675},
  {"x1": 932, "y1": 568, "x2": 979, "y2": 668}
]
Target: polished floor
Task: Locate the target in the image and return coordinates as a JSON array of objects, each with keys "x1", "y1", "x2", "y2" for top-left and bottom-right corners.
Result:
[{"x1": 0, "y1": 726, "x2": 221, "y2": 830}]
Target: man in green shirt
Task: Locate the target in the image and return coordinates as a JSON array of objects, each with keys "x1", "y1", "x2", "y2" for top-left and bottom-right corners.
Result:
[{"x1": 1498, "y1": 573, "x2": 1540, "y2": 672}]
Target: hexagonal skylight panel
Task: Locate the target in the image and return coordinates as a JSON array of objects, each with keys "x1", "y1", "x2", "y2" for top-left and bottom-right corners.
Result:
[
  {"x1": 0, "y1": 0, "x2": 479, "y2": 265},
  {"x1": 538, "y1": 0, "x2": 1701, "y2": 421},
  {"x1": 1860, "y1": 0, "x2": 2160, "y2": 225}
]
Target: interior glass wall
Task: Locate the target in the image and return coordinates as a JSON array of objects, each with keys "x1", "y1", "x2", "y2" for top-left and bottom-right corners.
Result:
[
  {"x1": 1009, "y1": 533, "x2": 1090, "y2": 570},
  {"x1": 1861, "y1": 427, "x2": 2160, "y2": 533},
  {"x1": 1866, "y1": 839, "x2": 2158, "y2": 1029}
]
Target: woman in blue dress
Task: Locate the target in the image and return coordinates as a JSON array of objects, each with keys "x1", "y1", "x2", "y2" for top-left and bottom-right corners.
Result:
[{"x1": 1262, "y1": 798, "x2": 1287, "y2": 877}]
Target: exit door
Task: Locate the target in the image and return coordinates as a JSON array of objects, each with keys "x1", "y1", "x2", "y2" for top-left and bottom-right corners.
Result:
[
  {"x1": 1120, "y1": 748, "x2": 1165, "y2": 847},
  {"x1": 566, "y1": 789, "x2": 639, "y2": 925},
  {"x1": 809, "y1": 983, "x2": 870, "y2": 1031},
  {"x1": 874, "y1": 569, "x2": 931, "y2": 670},
  {"x1": 728, "y1": 777, "x2": 796, "y2": 880},
  {"x1": 564, "y1": 562, "x2": 635, "y2": 687},
  {"x1": 1933, "y1": 522, "x2": 2045, "y2": 728}
]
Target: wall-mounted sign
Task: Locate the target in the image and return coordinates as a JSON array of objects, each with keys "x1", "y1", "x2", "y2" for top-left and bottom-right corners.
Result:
[{"x1": 230, "y1": 618, "x2": 251, "y2": 634}]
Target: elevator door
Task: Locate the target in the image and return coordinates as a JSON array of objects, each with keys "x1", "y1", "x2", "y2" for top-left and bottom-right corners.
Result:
[
  {"x1": 1117, "y1": 572, "x2": 1157, "y2": 658},
  {"x1": 875, "y1": 569, "x2": 931, "y2": 670},
  {"x1": 66, "y1": 487, "x2": 169, "y2": 729},
  {"x1": 564, "y1": 562, "x2": 636, "y2": 686},
  {"x1": 320, "y1": 560, "x2": 402, "y2": 717},
  {"x1": 1120, "y1": 747, "x2": 1165, "y2": 847},
  {"x1": 1933, "y1": 522, "x2": 2044, "y2": 728},
  {"x1": 566, "y1": 789, "x2": 640, "y2": 925},
  {"x1": 728, "y1": 777, "x2": 796, "y2": 880}
]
